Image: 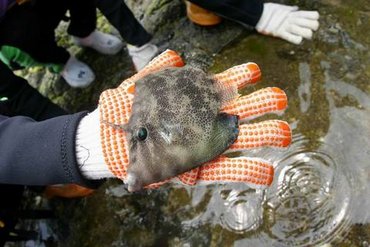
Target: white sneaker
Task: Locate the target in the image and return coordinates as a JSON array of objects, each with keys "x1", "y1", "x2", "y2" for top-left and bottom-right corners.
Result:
[
  {"x1": 127, "y1": 43, "x2": 158, "y2": 71},
  {"x1": 61, "y1": 56, "x2": 95, "y2": 88},
  {"x1": 72, "y1": 30, "x2": 123, "y2": 55}
]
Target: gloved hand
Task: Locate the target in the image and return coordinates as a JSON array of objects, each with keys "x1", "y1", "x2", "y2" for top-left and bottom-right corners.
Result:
[
  {"x1": 255, "y1": 3, "x2": 320, "y2": 45},
  {"x1": 76, "y1": 50, "x2": 291, "y2": 192}
]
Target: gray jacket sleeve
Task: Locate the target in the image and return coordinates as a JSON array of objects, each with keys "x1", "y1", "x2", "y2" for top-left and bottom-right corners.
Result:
[{"x1": 0, "y1": 112, "x2": 101, "y2": 188}]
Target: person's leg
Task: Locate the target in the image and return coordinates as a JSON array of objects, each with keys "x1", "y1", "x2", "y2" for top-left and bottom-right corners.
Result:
[
  {"x1": 4, "y1": 82, "x2": 68, "y2": 120},
  {"x1": 96, "y1": 0, "x2": 152, "y2": 46},
  {"x1": 66, "y1": 0, "x2": 123, "y2": 56},
  {"x1": 95, "y1": 0, "x2": 157, "y2": 71},
  {"x1": 66, "y1": 0, "x2": 97, "y2": 38},
  {"x1": 0, "y1": 2, "x2": 95, "y2": 88},
  {"x1": 0, "y1": 62, "x2": 67, "y2": 120},
  {"x1": 0, "y1": 4, "x2": 70, "y2": 65}
]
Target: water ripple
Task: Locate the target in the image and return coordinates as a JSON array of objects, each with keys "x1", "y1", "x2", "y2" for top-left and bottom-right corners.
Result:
[
  {"x1": 221, "y1": 135, "x2": 355, "y2": 246},
  {"x1": 266, "y1": 136, "x2": 354, "y2": 246},
  {"x1": 220, "y1": 189, "x2": 263, "y2": 233}
]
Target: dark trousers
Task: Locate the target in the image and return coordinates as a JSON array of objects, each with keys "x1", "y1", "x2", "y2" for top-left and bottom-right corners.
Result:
[
  {"x1": 0, "y1": 62, "x2": 67, "y2": 121},
  {"x1": 0, "y1": 0, "x2": 96, "y2": 65},
  {"x1": 96, "y1": 0, "x2": 152, "y2": 46},
  {"x1": 0, "y1": 0, "x2": 95, "y2": 120},
  {"x1": 188, "y1": 0, "x2": 263, "y2": 27}
]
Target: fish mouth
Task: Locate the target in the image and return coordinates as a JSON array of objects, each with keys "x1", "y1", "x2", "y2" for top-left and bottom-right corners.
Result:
[{"x1": 125, "y1": 173, "x2": 143, "y2": 192}]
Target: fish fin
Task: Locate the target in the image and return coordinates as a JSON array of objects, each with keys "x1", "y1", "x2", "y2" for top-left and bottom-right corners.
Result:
[
  {"x1": 125, "y1": 173, "x2": 143, "y2": 192},
  {"x1": 199, "y1": 113, "x2": 239, "y2": 163},
  {"x1": 101, "y1": 120, "x2": 128, "y2": 131},
  {"x1": 213, "y1": 76, "x2": 240, "y2": 108}
]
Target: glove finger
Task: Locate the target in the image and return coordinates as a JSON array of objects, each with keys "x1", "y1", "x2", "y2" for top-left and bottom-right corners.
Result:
[
  {"x1": 293, "y1": 18, "x2": 320, "y2": 31},
  {"x1": 195, "y1": 156, "x2": 274, "y2": 189},
  {"x1": 227, "y1": 120, "x2": 291, "y2": 152},
  {"x1": 120, "y1": 49, "x2": 185, "y2": 90},
  {"x1": 266, "y1": 3, "x2": 298, "y2": 12},
  {"x1": 146, "y1": 154, "x2": 275, "y2": 189},
  {"x1": 213, "y1": 63, "x2": 261, "y2": 90},
  {"x1": 145, "y1": 168, "x2": 200, "y2": 188},
  {"x1": 288, "y1": 25, "x2": 313, "y2": 40},
  {"x1": 177, "y1": 167, "x2": 200, "y2": 185},
  {"x1": 291, "y1": 10, "x2": 319, "y2": 20},
  {"x1": 279, "y1": 31, "x2": 303, "y2": 45},
  {"x1": 221, "y1": 87, "x2": 287, "y2": 121},
  {"x1": 280, "y1": 4, "x2": 299, "y2": 12}
]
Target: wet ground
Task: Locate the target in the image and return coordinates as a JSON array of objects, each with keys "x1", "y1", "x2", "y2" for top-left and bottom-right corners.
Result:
[{"x1": 9, "y1": 0, "x2": 370, "y2": 246}]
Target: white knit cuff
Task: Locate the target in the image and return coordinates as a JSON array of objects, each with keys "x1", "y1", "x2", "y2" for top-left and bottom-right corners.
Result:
[{"x1": 75, "y1": 109, "x2": 115, "y2": 179}]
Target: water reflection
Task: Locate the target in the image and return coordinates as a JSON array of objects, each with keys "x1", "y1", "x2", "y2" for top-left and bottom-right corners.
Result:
[
  {"x1": 47, "y1": 1, "x2": 370, "y2": 245},
  {"x1": 298, "y1": 62, "x2": 312, "y2": 113},
  {"x1": 220, "y1": 189, "x2": 263, "y2": 233},
  {"x1": 264, "y1": 136, "x2": 352, "y2": 246},
  {"x1": 218, "y1": 136, "x2": 354, "y2": 246}
]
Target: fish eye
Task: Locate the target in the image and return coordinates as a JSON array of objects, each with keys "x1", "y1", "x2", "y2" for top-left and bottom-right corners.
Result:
[{"x1": 136, "y1": 127, "x2": 148, "y2": 141}]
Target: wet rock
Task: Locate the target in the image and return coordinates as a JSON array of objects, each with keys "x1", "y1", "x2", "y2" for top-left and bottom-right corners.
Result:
[{"x1": 105, "y1": 184, "x2": 130, "y2": 198}]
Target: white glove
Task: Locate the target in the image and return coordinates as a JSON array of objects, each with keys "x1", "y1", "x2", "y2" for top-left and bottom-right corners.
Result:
[{"x1": 255, "y1": 3, "x2": 319, "y2": 45}]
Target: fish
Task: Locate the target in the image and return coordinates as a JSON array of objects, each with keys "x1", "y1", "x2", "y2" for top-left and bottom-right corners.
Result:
[{"x1": 125, "y1": 66, "x2": 239, "y2": 192}]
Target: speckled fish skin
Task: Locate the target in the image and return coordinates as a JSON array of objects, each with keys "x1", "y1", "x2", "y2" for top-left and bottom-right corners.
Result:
[{"x1": 126, "y1": 66, "x2": 239, "y2": 192}]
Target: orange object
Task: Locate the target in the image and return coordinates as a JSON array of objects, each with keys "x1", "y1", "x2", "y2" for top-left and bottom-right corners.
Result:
[
  {"x1": 228, "y1": 120, "x2": 291, "y2": 151},
  {"x1": 221, "y1": 87, "x2": 288, "y2": 120},
  {"x1": 214, "y1": 63, "x2": 262, "y2": 89},
  {"x1": 185, "y1": 1, "x2": 222, "y2": 26},
  {"x1": 44, "y1": 184, "x2": 94, "y2": 199},
  {"x1": 198, "y1": 156, "x2": 275, "y2": 186}
]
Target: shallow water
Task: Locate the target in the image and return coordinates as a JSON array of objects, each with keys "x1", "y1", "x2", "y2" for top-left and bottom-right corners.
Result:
[
  {"x1": 91, "y1": 21, "x2": 370, "y2": 245},
  {"x1": 201, "y1": 1, "x2": 370, "y2": 244}
]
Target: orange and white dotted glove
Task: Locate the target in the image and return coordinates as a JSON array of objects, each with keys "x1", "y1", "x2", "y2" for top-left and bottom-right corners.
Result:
[{"x1": 75, "y1": 50, "x2": 291, "y2": 192}]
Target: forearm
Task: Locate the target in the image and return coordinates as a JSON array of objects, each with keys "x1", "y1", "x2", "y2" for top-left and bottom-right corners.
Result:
[
  {"x1": 0, "y1": 112, "x2": 100, "y2": 187},
  {"x1": 96, "y1": 0, "x2": 152, "y2": 46}
]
